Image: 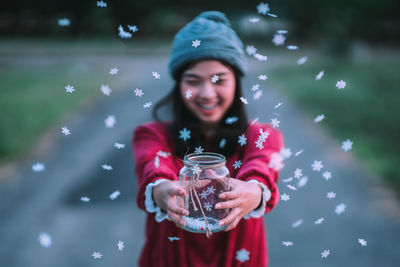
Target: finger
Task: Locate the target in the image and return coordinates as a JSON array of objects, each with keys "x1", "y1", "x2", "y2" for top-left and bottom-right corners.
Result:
[
  {"x1": 224, "y1": 217, "x2": 241, "y2": 232},
  {"x1": 167, "y1": 200, "x2": 189, "y2": 216},
  {"x1": 219, "y1": 190, "x2": 241, "y2": 200},
  {"x1": 168, "y1": 186, "x2": 186, "y2": 196},
  {"x1": 168, "y1": 211, "x2": 186, "y2": 228},
  {"x1": 215, "y1": 198, "x2": 242, "y2": 210},
  {"x1": 219, "y1": 208, "x2": 241, "y2": 227}
]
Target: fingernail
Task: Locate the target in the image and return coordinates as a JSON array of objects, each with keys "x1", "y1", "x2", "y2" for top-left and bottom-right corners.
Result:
[
  {"x1": 219, "y1": 193, "x2": 224, "y2": 198},
  {"x1": 219, "y1": 221, "x2": 224, "y2": 226},
  {"x1": 215, "y1": 204, "x2": 221, "y2": 209}
]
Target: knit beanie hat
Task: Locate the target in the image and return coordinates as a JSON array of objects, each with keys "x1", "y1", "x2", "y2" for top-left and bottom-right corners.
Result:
[{"x1": 168, "y1": 11, "x2": 247, "y2": 79}]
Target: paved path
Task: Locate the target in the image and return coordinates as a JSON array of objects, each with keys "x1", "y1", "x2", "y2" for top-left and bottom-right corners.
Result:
[{"x1": 1, "y1": 53, "x2": 399, "y2": 267}]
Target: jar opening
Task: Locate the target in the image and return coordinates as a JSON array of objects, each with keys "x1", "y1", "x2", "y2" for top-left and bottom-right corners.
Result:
[{"x1": 184, "y1": 152, "x2": 226, "y2": 167}]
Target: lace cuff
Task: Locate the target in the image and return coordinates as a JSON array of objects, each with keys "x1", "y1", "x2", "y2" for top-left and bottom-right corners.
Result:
[
  {"x1": 243, "y1": 179, "x2": 271, "y2": 219},
  {"x1": 144, "y1": 179, "x2": 170, "y2": 222}
]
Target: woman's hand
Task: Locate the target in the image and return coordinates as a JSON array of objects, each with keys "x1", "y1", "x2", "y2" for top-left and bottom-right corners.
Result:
[
  {"x1": 215, "y1": 179, "x2": 263, "y2": 231},
  {"x1": 152, "y1": 180, "x2": 189, "y2": 228}
]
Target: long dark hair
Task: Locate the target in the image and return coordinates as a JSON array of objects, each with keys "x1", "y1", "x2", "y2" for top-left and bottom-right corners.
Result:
[{"x1": 153, "y1": 60, "x2": 248, "y2": 158}]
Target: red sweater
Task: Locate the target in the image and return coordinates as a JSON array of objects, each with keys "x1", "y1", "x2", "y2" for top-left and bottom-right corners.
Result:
[{"x1": 132, "y1": 121, "x2": 284, "y2": 267}]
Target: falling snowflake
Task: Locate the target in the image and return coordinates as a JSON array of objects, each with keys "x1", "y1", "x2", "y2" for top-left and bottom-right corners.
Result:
[
  {"x1": 296, "y1": 56, "x2": 308, "y2": 65},
  {"x1": 185, "y1": 89, "x2": 192, "y2": 99},
  {"x1": 267, "y1": 13, "x2": 277, "y2": 18},
  {"x1": 250, "y1": 117, "x2": 259, "y2": 125},
  {"x1": 118, "y1": 25, "x2": 132, "y2": 39},
  {"x1": 134, "y1": 88, "x2": 143, "y2": 97},
  {"x1": 295, "y1": 149, "x2": 303, "y2": 156},
  {"x1": 211, "y1": 75, "x2": 219, "y2": 83},
  {"x1": 327, "y1": 191, "x2": 336, "y2": 199},
  {"x1": 251, "y1": 84, "x2": 260, "y2": 91},
  {"x1": 297, "y1": 176, "x2": 308, "y2": 188},
  {"x1": 152, "y1": 72, "x2": 160, "y2": 79},
  {"x1": 311, "y1": 160, "x2": 324, "y2": 171},
  {"x1": 253, "y1": 90, "x2": 263, "y2": 100},
  {"x1": 274, "y1": 102, "x2": 283, "y2": 109},
  {"x1": 292, "y1": 219, "x2": 303, "y2": 228},
  {"x1": 277, "y1": 30, "x2": 288, "y2": 34},
  {"x1": 58, "y1": 18, "x2": 71, "y2": 27},
  {"x1": 256, "y1": 2, "x2": 270, "y2": 15},
  {"x1": 102, "y1": 164, "x2": 113, "y2": 171},
  {"x1": 157, "y1": 151, "x2": 171, "y2": 158},
  {"x1": 249, "y1": 17, "x2": 259, "y2": 23},
  {"x1": 287, "y1": 185, "x2": 297, "y2": 191},
  {"x1": 92, "y1": 251, "x2": 102, "y2": 259},
  {"x1": 321, "y1": 249, "x2": 330, "y2": 258},
  {"x1": 191, "y1": 165, "x2": 201, "y2": 176},
  {"x1": 203, "y1": 202, "x2": 212, "y2": 211},
  {"x1": 282, "y1": 177, "x2": 293, "y2": 183},
  {"x1": 233, "y1": 160, "x2": 242, "y2": 169},
  {"x1": 168, "y1": 237, "x2": 180, "y2": 242},
  {"x1": 246, "y1": 45, "x2": 257, "y2": 56},
  {"x1": 104, "y1": 115, "x2": 116, "y2": 128},
  {"x1": 314, "y1": 114, "x2": 325, "y2": 123},
  {"x1": 336, "y1": 80, "x2": 346, "y2": 89},
  {"x1": 254, "y1": 53, "x2": 268, "y2": 61},
  {"x1": 194, "y1": 146, "x2": 204, "y2": 154},
  {"x1": 65, "y1": 84, "x2": 75, "y2": 93},
  {"x1": 282, "y1": 241, "x2": 293, "y2": 247},
  {"x1": 179, "y1": 128, "x2": 191, "y2": 141},
  {"x1": 322, "y1": 171, "x2": 332, "y2": 180},
  {"x1": 192, "y1": 39, "x2": 201, "y2": 48},
  {"x1": 219, "y1": 138, "x2": 227, "y2": 148},
  {"x1": 258, "y1": 128, "x2": 270, "y2": 141},
  {"x1": 127, "y1": 25, "x2": 138, "y2": 32},
  {"x1": 294, "y1": 168, "x2": 303, "y2": 179},
  {"x1": 281, "y1": 193, "x2": 290, "y2": 201},
  {"x1": 114, "y1": 143, "x2": 125, "y2": 149},
  {"x1": 235, "y1": 248, "x2": 250, "y2": 263},
  {"x1": 280, "y1": 148, "x2": 292, "y2": 160},
  {"x1": 225, "y1": 117, "x2": 238, "y2": 124},
  {"x1": 38, "y1": 232, "x2": 52, "y2": 248},
  {"x1": 238, "y1": 134, "x2": 247, "y2": 146},
  {"x1": 270, "y1": 118, "x2": 280, "y2": 128},
  {"x1": 334, "y1": 203, "x2": 346, "y2": 215},
  {"x1": 61, "y1": 126, "x2": 70, "y2": 136},
  {"x1": 341, "y1": 139, "x2": 353, "y2": 151},
  {"x1": 240, "y1": 97, "x2": 248, "y2": 104},
  {"x1": 316, "y1": 70, "x2": 324, "y2": 80},
  {"x1": 287, "y1": 45, "x2": 298, "y2": 50},
  {"x1": 255, "y1": 139, "x2": 264, "y2": 150},
  {"x1": 358, "y1": 238, "x2": 367, "y2": 246},
  {"x1": 32, "y1": 163, "x2": 45, "y2": 172},
  {"x1": 117, "y1": 241, "x2": 124, "y2": 251},
  {"x1": 100, "y1": 84, "x2": 112, "y2": 96},
  {"x1": 80, "y1": 196, "x2": 90, "y2": 202},
  {"x1": 109, "y1": 190, "x2": 121, "y2": 200},
  {"x1": 97, "y1": 1, "x2": 107, "y2": 8},
  {"x1": 109, "y1": 67, "x2": 118, "y2": 75},
  {"x1": 154, "y1": 155, "x2": 160, "y2": 168},
  {"x1": 314, "y1": 217, "x2": 324, "y2": 224},
  {"x1": 272, "y1": 33, "x2": 286, "y2": 46},
  {"x1": 143, "y1": 102, "x2": 152, "y2": 108},
  {"x1": 269, "y1": 152, "x2": 284, "y2": 171},
  {"x1": 258, "y1": 74, "x2": 268, "y2": 80}
]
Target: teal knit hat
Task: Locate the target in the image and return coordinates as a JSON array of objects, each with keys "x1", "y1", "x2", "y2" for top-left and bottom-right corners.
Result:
[{"x1": 168, "y1": 11, "x2": 247, "y2": 79}]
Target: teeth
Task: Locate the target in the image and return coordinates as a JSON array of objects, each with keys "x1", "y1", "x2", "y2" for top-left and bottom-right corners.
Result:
[{"x1": 200, "y1": 104, "x2": 217, "y2": 110}]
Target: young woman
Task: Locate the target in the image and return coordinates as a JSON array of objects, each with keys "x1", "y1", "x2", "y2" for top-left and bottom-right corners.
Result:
[{"x1": 132, "y1": 11, "x2": 284, "y2": 267}]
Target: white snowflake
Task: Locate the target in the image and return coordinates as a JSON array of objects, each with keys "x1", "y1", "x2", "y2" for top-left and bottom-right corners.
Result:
[
  {"x1": 321, "y1": 249, "x2": 330, "y2": 258},
  {"x1": 314, "y1": 114, "x2": 325, "y2": 123},
  {"x1": 249, "y1": 17, "x2": 259, "y2": 23},
  {"x1": 117, "y1": 241, "x2": 124, "y2": 251},
  {"x1": 281, "y1": 193, "x2": 290, "y2": 201},
  {"x1": 233, "y1": 160, "x2": 242, "y2": 169},
  {"x1": 296, "y1": 56, "x2": 308, "y2": 65},
  {"x1": 258, "y1": 74, "x2": 268, "y2": 80},
  {"x1": 235, "y1": 248, "x2": 250, "y2": 263},
  {"x1": 336, "y1": 80, "x2": 346, "y2": 89},
  {"x1": 118, "y1": 25, "x2": 132, "y2": 39},
  {"x1": 97, "y1": 1, "x2": 107, "y2": 8},
  {"x1": 238, "y1": 134, "x2": 247, "y2": 146},
  {"x1": 270, "y1": 118, "x2": 280, "y2": 128},
  {"x1": 127, "y1": 25, "x2": 138, "y2": 32},
  {"x1": 258, "y1": 128, "x2": 270, "y2": 141},
  {"x1": 102, "y1": 164, "x2": 113, "y2": 171},
  {"x1": 114, "y1": 143, "x2": 125, "y2": 149},
  {"x1": 250, "y1": 117, "x2": 259, "y2": 125},
  {"x1": 206, "y1": 186, "x2": 216, "y2": 194},
  {"x1": 254, "y1": 53, "x2": 268, "y2": 61},
  {"x1": 225, "y1": 117, "x2": 238, "y2": 124},
  {"x1": 292, "y1": 219, "x2": 303, "y2": 228},
  {"x1": 358, "y1": 238, "x2": 367, "y2": 246},
  {"x1": 240, "y1": 97, "x2": 248, "y2": 104},
  {"x1": 168, "y1": 237, "x2": 180, "y2": 242},
  {"x1": 179, "y1": 128, "x2": 191, "y2": 141},
  {"x1": 282, "y1": 177, "x2": 293, "y2": 183},
  {"x1": 109, "y1": 67, "x2": 118, "y2": 75},
  {"x1": 80, "y1": 196, "x2": 90, "y2": 202},
  {"x1": 100, "y1": 84, "x2": 112, "y2": 96},
  {"x1": 154, "y1": 155, "x2": 160, "y2": 168},
  {"x1": 269, "y1": 152, "x2": 284, "y2": 171},
  {"x1": 314, "y1": 217, "x2": 324, "y2": 224},
  {"x1": 253, "y1": 90, "x2": 263, "y2": 100},
  {"x1": 199, "y1": 190, "x2": 209, "y2": 199},
  {"x1": 152, "y1": 72, "x2": 160, "y2": 79},
  {"x1": 272, "y1": 33, "x2": 286, "y2": 46},
  {"x1": 256, "y1": 2, "x2": 270, "y2": 15},
  {"x1": 267, "y1": 13, "x2": 277, "y2": 18},
  {"x1": 211, "y1": 75, "x2": 219, "y2": 83},
  {"x1": 297, "y1": 176, "x2": 308, "y2": 188},
  {"x1": 334, "y1": 203, "x2": 346, "y2": 215},
  {"x1": 274, "y1": 102, "x2": 283, "y2": 109},
  {"x1": 58, "y1": 18, "x2": 71, "y2": 27},
  {"x1": 143, "y1": 102, "x2": 152, "y2": 108},
  {"x1": 322, "y1": 171, "x2": 332, "y2": 181},
  {"x1": 134, "y1": 88, "x2": 143, "y2": 97},
  {"x1": 219, "y1": 138, "x2": 226, "y2": 148},
  {"x1": 32, "y1": 162, "x2": 45, "y2": 172},
  {"x1": 327, "y1": 191, "x2": 336, "y2": 199},
  {"x1": 61, "y1": 126, "x2": 70, "y2": 136},
  {"x1": 203, "y1": 202, "x2": 212, "y2": 211},
  {"x1": 38, "y1": 232, "x2": 52, "y2": 248},
  {"x1": 295, "y1": 149, "x2": 303, "y2": 156},
  {"x1": 311, "y1": 160, "x2": 324, "y2": 171},
  {"x1": 255, "y1": 139, "x2": 264, "y2": 150},
  {"x1": 65, "y1": 84, "x2": 75, "y2": 93},
  {"x1": 316, "y1": 70, "x2": 324, "y2": 80},
  {"x1": 109, "y1": 190, "x2": 121, "y2": 200},
  {"x1": 277, "y1": 30, "x2": 288, "y2": 34},
  {"x1": 282, "y1": 241, "x2": 293, "y2": 247},
  {"x1": 287, "y1": 45, "x2": 298, "y2": 50},
  {"x1": 246, "y1": 45, "x2": 257, "y2": 56},
  {"x1": 194, "y1": 146, "x2": 204, "y2": 154},
  {"x1": 185, "y1": 89, "x2": 192, "y2": 99},
  {"x1": 191, "y1": 165, "x2": 201, "y2": 176},
  {"x1": 104, "y1": 115, "x2": 116, "y2": 128},
  {"x1": 251, "y1": 84, "x2": 260, "y2": 91},
  {"x1": 294, "y1": 168, "x2": 303, "y2": 179},
  {"x1": 280, "y1": 148, "x2": 292, "y2": 160},
  {"x1": 341, "y1": 139, "x2": 353, "y2": 151},
  {"x1": 157, "y1": 151, "x2": 171, "y2": 158},
  {"x1": 92, "y1": 251, "x2": 102, "y2": 259},
  {"x1": 287, "y1": 185, "x2": 297, "y2": 191},
  {"x1": 192, "y1": 39, "x2": 201, "y2": 48}
]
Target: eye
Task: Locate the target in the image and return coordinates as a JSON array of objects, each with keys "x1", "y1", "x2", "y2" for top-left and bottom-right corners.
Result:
[
  {"x1": 185, "y1": 80, "x2": 200, "y2": 86},
  {"x1": 215, "y1": 79, "x2": 225, "y2": 85}
]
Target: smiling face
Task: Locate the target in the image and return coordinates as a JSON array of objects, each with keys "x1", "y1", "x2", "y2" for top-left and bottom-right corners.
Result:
[{"x1": 179, "y1": 60, "x2": 236, "y2": 126}]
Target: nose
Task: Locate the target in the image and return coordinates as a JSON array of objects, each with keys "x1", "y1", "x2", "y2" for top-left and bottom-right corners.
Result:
[{"x1": 198, "y1": 81, "x2": 217, "y2": 99}]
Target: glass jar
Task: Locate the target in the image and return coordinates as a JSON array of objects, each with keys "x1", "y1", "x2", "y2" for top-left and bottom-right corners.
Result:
[{"x1": 178, "y1": 152, "x2": 231, "y2": 237}]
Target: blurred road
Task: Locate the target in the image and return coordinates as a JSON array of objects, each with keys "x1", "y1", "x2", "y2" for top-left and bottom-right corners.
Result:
[{"x1": 1, "y1": 52, "x2": 400, "y2": 267}]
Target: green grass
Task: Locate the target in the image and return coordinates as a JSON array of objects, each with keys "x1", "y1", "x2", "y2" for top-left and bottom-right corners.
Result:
[
  {"x1": 270, "y1": 56, "x2": 400, "y2": 189},
  {"x1": 0, "y1": 62, "x2": 105, "y2": 162}
]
